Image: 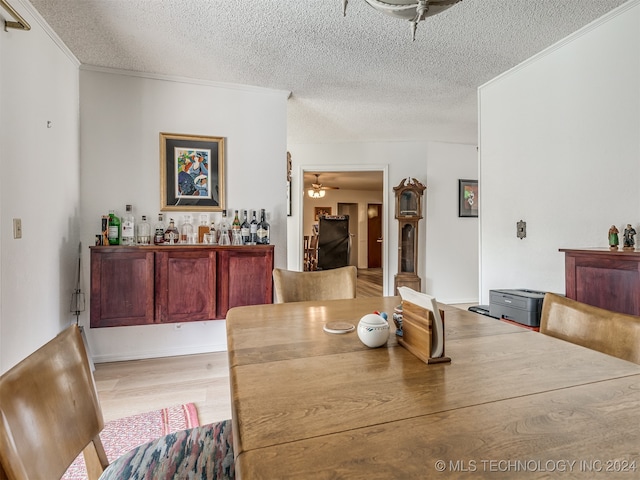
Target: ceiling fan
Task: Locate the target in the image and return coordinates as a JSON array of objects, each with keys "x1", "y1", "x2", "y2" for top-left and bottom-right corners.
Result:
[{"x1": 308, "y1": 174, "x2": 339, "y2": 198}]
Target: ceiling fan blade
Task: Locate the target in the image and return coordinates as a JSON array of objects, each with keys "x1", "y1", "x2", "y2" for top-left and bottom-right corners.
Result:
[{"x1": 310, "y1": 174, "x2": 339, "y2": 190}]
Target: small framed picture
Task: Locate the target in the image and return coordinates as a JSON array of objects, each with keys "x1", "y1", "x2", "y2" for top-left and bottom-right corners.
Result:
[
  {"x1": 160, "y1": 132, "x2": 225, "y2": 211},
  {"x1": 458, "y1": 179, "x2": 478, "y2": 217},
  {"x1": 315, "y1": 207, "x2": 332, "y2": 221}
]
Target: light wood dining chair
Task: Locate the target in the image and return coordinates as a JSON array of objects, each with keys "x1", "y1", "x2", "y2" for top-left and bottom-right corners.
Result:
[
  {"x1": 303, "y1": 235, "x2": 310, "y2": 271},
  {"x1": 0, "y1": 325, "x2": 235, "y2": 480},
  {"x1": 540, "y1": 292, "x2": 640, "y2": 364},
  {"x1": 273, "y1": 266, "x2": 357, "y2": 303},
  {"x1": 307, "y1": 235, "x2": 319, "y2": 271}
]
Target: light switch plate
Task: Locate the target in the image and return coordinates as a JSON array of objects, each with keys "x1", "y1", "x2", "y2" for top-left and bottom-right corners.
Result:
[
  {"x1": 517, "y1": 220, "x2": 526, "y2": 239},
  {"x1": 13, "y1": 218, "x2": 22, "y2": 239}
]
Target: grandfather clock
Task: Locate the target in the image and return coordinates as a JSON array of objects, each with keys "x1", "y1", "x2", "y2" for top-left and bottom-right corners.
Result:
[{"x1": 394, "y1": 177, "x2": 426, "y2": 294}]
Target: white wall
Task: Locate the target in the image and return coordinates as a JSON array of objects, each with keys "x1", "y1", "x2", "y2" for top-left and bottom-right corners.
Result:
[
  {"x1": 79, "y1": 68, "x2": 289, "y2": 362},
  {"x1": 425, "y1": 142, "x2": 479, "y2": 304},
  {"x1": 288, "y1": 141, "x2": 478, "y2": 303},
  {"x1": 478, "y1": 1, "x2": 640, "y2": 304},
  {"x1": 0, "y1": 1, "x2": 80, "y2": 372}
]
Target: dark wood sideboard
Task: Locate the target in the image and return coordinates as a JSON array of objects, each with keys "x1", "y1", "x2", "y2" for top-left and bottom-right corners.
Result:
[
  {"x1": 560, "y1": 248, "x2": 640, "y2": 316},
  {"x1": 90, "y1": 245, "x2": 274, "y2": 328}
]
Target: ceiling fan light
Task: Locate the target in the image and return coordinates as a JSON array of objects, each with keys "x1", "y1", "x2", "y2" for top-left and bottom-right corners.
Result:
[
  {"x1": 343, "y1": 0, "x2": 462, "y2": 40},
  {"x1": 308, "y1": 189, "x2": 326, "y2": 198}
]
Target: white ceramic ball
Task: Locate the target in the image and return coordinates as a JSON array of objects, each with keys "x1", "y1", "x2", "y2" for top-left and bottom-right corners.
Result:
[{"x1": 357, "y1": 313, "x2": 390, "y2": 348}]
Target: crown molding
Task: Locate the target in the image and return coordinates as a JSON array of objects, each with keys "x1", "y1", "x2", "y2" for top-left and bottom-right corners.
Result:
[
  {"x1": 14, "y1": 0, "x2": 79, "y2": 66},
  {"x1": 79, "y1": 64, "x2": 292, "y2": 99}
]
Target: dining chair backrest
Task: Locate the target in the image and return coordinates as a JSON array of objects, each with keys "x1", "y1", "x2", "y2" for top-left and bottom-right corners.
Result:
[
  {"x1": 272, "y1": 266, "x2": 357, "y2": 304},
  {"x1": 0, "y1": 325, "x2": 108, "y2": 480},
  {"x1": 540, "y1": 292, "x2": 640, "y2": 364}
]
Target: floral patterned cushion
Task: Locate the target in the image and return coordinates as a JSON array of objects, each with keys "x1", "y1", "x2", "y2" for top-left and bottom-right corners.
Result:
[{"x1": 99, "y1": 420, "x2": 234, "y2": 480}]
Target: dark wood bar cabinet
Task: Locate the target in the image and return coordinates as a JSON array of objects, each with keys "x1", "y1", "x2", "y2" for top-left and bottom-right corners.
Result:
[
  {"x1": 90, "y1": 245, "x2": 274, "y2": 327},
  {"x1": 560, "y1": 248, "x2": 640, "y2": 316}
]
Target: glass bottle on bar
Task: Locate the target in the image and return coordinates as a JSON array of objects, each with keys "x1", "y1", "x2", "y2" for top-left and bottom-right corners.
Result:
[
  {"x1": 249, "y1": 210, "x2": 258, "y2": 245},
  {"x1": 153, "y1": 213, "x2": 166, "y2": 245},
  {"x1": 209, "y1": 221, "x2": 218, "y2": 245},
  {"x1": 180, "y1": 214, "x2": 195, "y2": 244},
  {"x1": 107, "y1": 209, "x2": 121, "y2": 245},
  {"x1": 121, "y1": 204, "x2": 135, "y2": 246},
  {"x1": 218, "y1": 210, "x2": 231, "y2": 245},
  {"x1": 164, "y1": 218, "x2": 179, "y2": 245},
  {"x1": 137, "y1": 215, "x2": 151, "y2": 245},
  {"x1": 241, "y1": 210, "x2": 250, "y2": 245},
  {"x1": 257, "y1": 209, "x2": 270, "y2": 245},
  {"x1": 231, "y1": 210, "x2": 243, "y2": 245},
  {"x1": 198, "y1": 213, "x2": 210, "y2": 243}
]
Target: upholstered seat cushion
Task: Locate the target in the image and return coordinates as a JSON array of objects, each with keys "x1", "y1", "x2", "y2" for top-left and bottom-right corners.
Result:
[{"x1": 99, "y1": 420, "x2": 234, "y2": 480}]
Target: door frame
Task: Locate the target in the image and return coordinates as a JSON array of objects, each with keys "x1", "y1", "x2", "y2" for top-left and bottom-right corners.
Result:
[{"x1": 298, "y1": 164, "x2": 389, "y2": 296}]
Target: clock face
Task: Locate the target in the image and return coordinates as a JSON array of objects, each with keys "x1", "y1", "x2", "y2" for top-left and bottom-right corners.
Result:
[{"x1": 399, "y1": 191, "x2": 419, "y2": 216}]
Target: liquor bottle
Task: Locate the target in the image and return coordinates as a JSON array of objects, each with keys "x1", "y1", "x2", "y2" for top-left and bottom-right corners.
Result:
[
  {"x1": 209, "y1": 221, "x2": 218, "y2": 245},
  {"x1": 257, "y1": 209, "x2": 270, "y2": 245},
  {"x1": 198, "y1": 214, "x2": 210, "y2": 243},
  {"x1": 101, "y1": 215, "x2": 109, "y2": 246},
  {"x1": 153, "y1": 213, "x2": 166, "y2": 245},
  {"x1": 232, "y1": 210, "x2": 241, "y2": 232},
  {"x1": 164, "y1": 218, "x2": 179, "y2": 245},
  {"x1": 209, "y1": 220, "x2": 218, "y2": 245},
  {"x1": 107, "y1": 210, "x2": 121, "y2": 245},
  {"x1": 136, "y1": 215, "x2": 151, "y2": 245},
  {"x1": 121, "y1": 204, "x2": 135, "y2": 246},
  {"x1": 180, "y1": 214, "x2": 195, "y2": 244},
  {"x1": 241, "y1": 210, "x2": 251, "y2": 245},
  {"x1": 231, "y1": 210, "x2": 242, "y2": 245},
  {"x1": 218, "y1": 210, "x2": 231, "y2": 245},
  {"x1": 249, "y1": 210, "x2": 258, "y2": 245}
]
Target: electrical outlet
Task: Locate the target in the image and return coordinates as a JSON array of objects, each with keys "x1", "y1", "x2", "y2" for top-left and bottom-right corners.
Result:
[{"x1": 13, "y1": 218, "x2": 22, "y2": 239}]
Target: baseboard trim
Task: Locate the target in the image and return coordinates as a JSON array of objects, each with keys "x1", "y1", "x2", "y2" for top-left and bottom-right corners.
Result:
[
  {"x1": 441, "y1": 297, "x2": 479, "y2": 305},
  {"x1": 91, "y1": 343, "x2": 227, "y2": 364}
]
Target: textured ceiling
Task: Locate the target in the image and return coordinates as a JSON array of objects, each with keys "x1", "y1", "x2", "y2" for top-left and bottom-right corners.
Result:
[{"x1": 28, "y1": 0, "x2": 629, "y2": 147}]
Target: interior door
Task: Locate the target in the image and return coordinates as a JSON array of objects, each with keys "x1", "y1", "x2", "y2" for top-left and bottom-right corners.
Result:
[
  {"x1": 367, "y1": 203, "x2": 382, "y2": 268},
  {"x1": 338, "y1": 203, "x2": 358, "y2": 267}
]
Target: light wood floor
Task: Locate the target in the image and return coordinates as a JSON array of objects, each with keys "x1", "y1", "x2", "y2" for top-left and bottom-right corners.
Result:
[
  {"x1": 95, "y1": 351, "x2": 232, "y2": 425},
  {"x1": 96, "y1": 272, "x2": 478, "y2": 426},
  {"x1": 356, "y1": 267, "x2": 383, "y2": 297}
]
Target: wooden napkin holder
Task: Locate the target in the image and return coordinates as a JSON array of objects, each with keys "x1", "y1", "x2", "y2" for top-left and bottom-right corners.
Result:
[{"x1": 398, "y1": 300, "x2": 451, "y2": 364}]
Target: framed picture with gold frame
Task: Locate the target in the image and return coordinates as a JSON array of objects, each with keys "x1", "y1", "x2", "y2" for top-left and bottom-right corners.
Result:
[
  {"x1": 160, "y1": 132, "x2": 225, "y2": 211},
  {"x1": 315, "y1": 206, "x2": 332, "y2": 220}
]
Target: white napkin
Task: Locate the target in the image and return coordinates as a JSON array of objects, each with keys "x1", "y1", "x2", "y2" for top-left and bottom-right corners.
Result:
[{"x1": 398, "y1": 287, "x2": 444, "y2": 358}]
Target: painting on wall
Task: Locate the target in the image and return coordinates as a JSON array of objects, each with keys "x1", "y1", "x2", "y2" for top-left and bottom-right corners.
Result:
[
  {"x1": 458, "y1": 179, "x2": 478, "y2": 217},
  {"x1": 315, "y1": 207, "x2": 332, "y2": 221},
  {"x1": 160, "y1": 132, "x2": 225, "y2": 211}
]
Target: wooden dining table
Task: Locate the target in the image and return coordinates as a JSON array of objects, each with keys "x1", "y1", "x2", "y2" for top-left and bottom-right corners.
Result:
[{"x1": 226, "y1": 296, "x2": 640, "y2": 479}]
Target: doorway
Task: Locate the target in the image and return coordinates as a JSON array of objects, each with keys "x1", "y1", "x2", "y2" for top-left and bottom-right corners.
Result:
[{"x1": 301, "y1": 168, "x2": 386, "y2": 293}]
